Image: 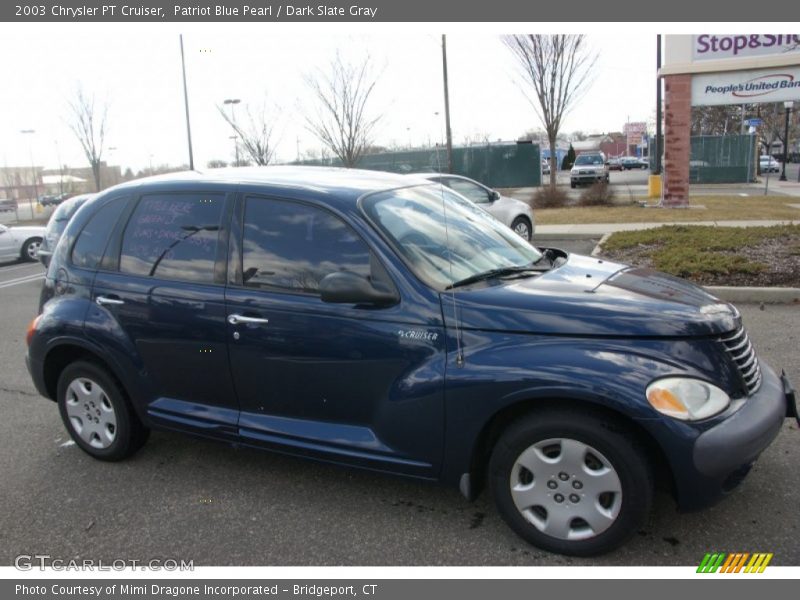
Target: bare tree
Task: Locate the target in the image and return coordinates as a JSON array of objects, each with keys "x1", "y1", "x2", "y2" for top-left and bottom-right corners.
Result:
[
  {"x1": 218, "y1": 102, "x2": 279, "y2": 166},
  {"x1": 304, "y1": 53, "x2": 382, "y2": 168},
  {"x1": 67, "y1": 87, "x2": 108, "y2": 192},
  {"x1": 503, "y1": 35, "x2": 597, "y2": 189}
]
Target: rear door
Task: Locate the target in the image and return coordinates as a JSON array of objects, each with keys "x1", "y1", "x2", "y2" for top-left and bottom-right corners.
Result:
[
  {"x1": 225, "y1": 194, "x2": 445, "y2": 477},
  {"x1": 89, "y1": 190, "x2": 239, "y2": 438}
]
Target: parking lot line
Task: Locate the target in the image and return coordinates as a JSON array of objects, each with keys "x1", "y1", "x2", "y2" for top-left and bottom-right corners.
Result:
[{"x1": 0, "y1": 273, "x2": 44, "y2": 289}]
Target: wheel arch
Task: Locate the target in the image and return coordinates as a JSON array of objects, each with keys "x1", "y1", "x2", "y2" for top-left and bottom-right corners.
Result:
[
  {"x1": 463, "y1": 396, "x2": 675, "y2": 501},
  {"x1": 43, "y1": 341, "x2": 131, "y2": 408}
]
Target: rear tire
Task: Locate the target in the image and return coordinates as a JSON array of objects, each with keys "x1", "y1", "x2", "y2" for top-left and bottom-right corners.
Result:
[
  {"x1": 57, "y1": 361, "x2": 149, "y2": 461},
  {"x1": 510, "y1": 216, "x2": 533, "y2": 242},
  {"x1": 489, "y1": 409, "x2": 653, "y2": 556}
]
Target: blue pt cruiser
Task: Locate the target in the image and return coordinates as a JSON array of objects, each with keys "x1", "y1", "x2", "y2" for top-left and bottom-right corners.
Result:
[{"x1": 26, "y1": 167, "x2": 797, "y2": 556}]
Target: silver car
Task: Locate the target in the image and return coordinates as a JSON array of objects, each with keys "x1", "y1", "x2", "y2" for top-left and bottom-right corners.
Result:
[
  {"x1": 0, "y1": 223, "x2": 46, "y2": 263},
  {"x1": 417, "y1": 173, "x2": 536, "y2": 242}
]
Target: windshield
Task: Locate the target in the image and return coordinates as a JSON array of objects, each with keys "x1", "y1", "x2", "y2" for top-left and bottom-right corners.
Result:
[
  {"x1": 574, "y1": 155, "x2": 604, "y2": 166},
  {"x1": 52, "y1": 197, "x2": 87, "y2": 222},
  {"x1": 362, "y1": 185, "x2": 542, "y2": 289}
]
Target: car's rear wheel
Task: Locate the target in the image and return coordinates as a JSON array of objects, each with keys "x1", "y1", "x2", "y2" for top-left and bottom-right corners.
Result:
[
  {"x1": 511, "y1": 216, "x2": 532, "y2": 242},
  {"x1": 21, "y1": 237, "x2": 42, "y2": 262},
  {"x1": 57, "y1": 361, "x2": 149, "y2": 461},
  {"x1": 489, "y1": 409, "x2": 653, "y2": 556}
]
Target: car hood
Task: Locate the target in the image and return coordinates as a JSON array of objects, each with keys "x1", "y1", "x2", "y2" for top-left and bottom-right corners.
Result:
[{"x1": 443, "y1": 253, "x2": 739, "y2": 337}]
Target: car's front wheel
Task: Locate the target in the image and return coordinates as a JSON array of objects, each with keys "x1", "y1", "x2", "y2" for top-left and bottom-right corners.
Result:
[
  {"x1": 510, "y1": 216, "x2": 533, "y2": 242},
  {"x1": 57, "y1": 361, "x2": 150, "y2": 461},
  {"x1": 21, "y1": 237, "x2": 42, "y2": 262},
  {"x1": 489, "y1": 409, "x2": 653, "y2": 556}
]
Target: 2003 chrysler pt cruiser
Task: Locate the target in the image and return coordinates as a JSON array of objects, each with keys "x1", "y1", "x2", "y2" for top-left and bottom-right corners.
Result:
[{"x1": 26, "y1": 167, "x2": 797, "y2": 555}]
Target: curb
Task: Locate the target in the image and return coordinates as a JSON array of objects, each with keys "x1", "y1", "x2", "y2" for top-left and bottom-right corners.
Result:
[
  {"x1": 704, "y1": 286, "x2": 800, "y2": 304},
  {"x1": 591, "y1": 233, "x2": 611, "y2": 256},
  {"x1": 535, "y1": 232, "x2": 601, "y2": 241}
]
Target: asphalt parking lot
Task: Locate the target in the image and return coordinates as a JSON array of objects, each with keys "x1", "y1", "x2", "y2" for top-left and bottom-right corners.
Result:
[{"x1": 0, "y1": 256, "x2": 797, "y2": 567}]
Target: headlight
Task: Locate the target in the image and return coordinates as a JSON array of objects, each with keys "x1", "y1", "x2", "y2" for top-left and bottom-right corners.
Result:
[{"x1": 646, "y1": 377, "x2": 730, "y2": 421}]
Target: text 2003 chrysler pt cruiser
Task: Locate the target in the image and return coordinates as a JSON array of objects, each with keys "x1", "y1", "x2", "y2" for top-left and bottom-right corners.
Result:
[{"x1": 26, "y1": 167, "x2": 797, "y2": 555}]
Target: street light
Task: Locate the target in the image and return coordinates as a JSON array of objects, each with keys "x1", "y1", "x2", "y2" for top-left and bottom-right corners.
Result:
[
  {"x1": 780, "y1": 100, "x2": 794, "y2": 182},
  {"x1": 224, "y1": 98, "x2": 241, "y2": 165}
]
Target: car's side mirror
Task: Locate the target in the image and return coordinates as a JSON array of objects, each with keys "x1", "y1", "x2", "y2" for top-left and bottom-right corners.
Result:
[
  {"x1": 489, "y1": 190, "x2": 501, "y2": 202},
  {"x1": 320, "y1": 272, "x2": 398, "y2": 307}
]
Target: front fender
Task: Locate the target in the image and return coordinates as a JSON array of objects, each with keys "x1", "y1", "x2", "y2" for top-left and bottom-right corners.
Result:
[{"x1": 439, "y1": 330, "x2": 736, "y2": 487}]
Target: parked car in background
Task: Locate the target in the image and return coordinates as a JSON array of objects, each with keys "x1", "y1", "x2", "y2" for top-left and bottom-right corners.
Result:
[
  {"x1": 570, "y1": 153, "x2": 609, "y2": 188},
  {"x1": 541, "y1": 159, "x2": 551, "y2": 176},
  {"x1": 759, "y1": 156, "x2": 781, "y2": 173},
  {"x1": 418, "y1": 173, "x2": 535, "y2": 242},
  {"x1": 0, "y1": 223, "x2": 45, "y2": 263},
  {"x1": 37, "y1": 194, "x2": 94, "y2": 267},
  {"x1": 0, "y1": 199, "x2": 16, "y2": 212},
  {"x1": 26, "y1": 167, "x2": 797, "y2": 557},
  {"x1": 620, "y1": 157, "x2": 648, "y2": 170},
  {"x1": 606, "y1": 158, "x2": 624, "y2": 171}
]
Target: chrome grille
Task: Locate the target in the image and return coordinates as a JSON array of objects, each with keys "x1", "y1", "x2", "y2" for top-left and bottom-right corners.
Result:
[{"x1": 720, "y1": 327, "x2": 761, "y2": 396}]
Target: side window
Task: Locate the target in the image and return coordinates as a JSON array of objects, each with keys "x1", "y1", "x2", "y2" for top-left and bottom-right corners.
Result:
[
  {"x1": 241, "y1": 197, "x2": 376, "y2": 295},
  {"x1": 120, "y1": 193, "x2": 225, "y2": 283},
  {"x1": 71, "y1": 199, "x2": 127, "y2": 269}
]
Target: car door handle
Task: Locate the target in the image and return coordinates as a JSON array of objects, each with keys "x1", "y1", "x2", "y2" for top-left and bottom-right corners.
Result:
[
  {"x1": 228, "y1": 314, "x2": 269, "y2": 325},
  {"x1": 96, "y1": 295, "x2": 125, "y2": 306}
]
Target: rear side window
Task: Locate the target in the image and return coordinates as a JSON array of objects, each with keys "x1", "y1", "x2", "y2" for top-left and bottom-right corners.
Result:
[
  {"x1": 241, "y1": 197, "x2": 373, "y2": 294},
  {"x1": 120, "y1": 193, "x2": 225, "y2": 283},
  {"x1": 71, "y1": 199, "x2": 127, "y2": 270}
]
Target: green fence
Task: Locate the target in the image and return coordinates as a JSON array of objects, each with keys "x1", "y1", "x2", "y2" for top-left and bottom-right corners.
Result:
[
  {"x1": 297, "y1": 143, "x2": 542, "y2": 188},
  {"x1": 649, "y1": 134, "x2": 757, "y2": 183}
]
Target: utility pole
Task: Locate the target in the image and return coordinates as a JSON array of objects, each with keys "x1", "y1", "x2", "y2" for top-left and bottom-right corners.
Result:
[
  {"x1": 223, "y1": 98, "x2": 241, "y2": 165},
  {"x1": 441, "y1": 34, "x2": 453, "y2": 173},
  {"x1": 179, "y1": 34, "x2": 195, "y2": 170},
  {"x1": 655, "y1": 35, "x2": 662, "y2": 175}
]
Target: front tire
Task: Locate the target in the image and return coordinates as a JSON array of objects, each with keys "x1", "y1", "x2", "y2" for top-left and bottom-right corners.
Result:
[
  {"x1": 57, "y1": 361, "x2": 149, "y2": 461},
  {"x1": 21, "y1": 237, "x2": 42, "y2": 262},
  {"x1": 489, "y1": 409, "x2": 652, "y2": 556}
]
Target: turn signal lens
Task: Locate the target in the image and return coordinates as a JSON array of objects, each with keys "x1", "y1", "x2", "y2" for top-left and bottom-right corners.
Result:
[
  {"x1": 646, "y1": 377, "x2": 730, "y2": 421},
  {"x1": 26, "y1": 315, "x2": 41, "y2": 346}
]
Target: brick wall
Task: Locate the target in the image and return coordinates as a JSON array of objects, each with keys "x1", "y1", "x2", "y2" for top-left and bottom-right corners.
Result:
[{"x1": 663, "y1": 74, "x2": 691, "y2": 207}]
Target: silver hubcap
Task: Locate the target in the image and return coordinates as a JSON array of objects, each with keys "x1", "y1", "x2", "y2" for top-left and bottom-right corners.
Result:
[
  {"x1": 26, "y1": 240, "x2": 40, "y2": 259},
  {"x1": 64, "y1": 377, "x2": 117, "y2": 449},
  {"x1": 510, "y1": 438, "x2": 622, "y2": 541},
  {"x1": 513, "y1": 222, "x2": 530, "y2": 240}
]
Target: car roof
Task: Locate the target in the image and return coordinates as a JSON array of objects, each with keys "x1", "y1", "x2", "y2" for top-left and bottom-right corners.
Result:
[{"x1": 107, "y1": 166, "x2": 431, "y2": 203}]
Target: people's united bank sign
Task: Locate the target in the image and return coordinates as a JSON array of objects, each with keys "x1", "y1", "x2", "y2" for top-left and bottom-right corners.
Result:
[
  {"x1": 692, "y1": 66, "x2": 800, "y2": 106},
  {"x1": 659, "y1": 35, "x2": 800, "y2": 106}
]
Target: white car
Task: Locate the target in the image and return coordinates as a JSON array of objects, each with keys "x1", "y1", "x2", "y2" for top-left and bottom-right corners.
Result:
[
  {"x1": 0, "y1": 223, "x2": 46, "y2": 263},
  {"x1": 760, "y1": 156, "x2": 781, "y2": 174},
  {"x1": 417, "y1": 173, "x2": 536, "y2": 242},
  {"x1": 570, "y1": 153, "x2": 609, "y2": 188}
]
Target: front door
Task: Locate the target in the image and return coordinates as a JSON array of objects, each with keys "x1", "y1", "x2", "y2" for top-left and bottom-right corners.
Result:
[{"x1": 225, "y1": 195, "x2": 445, "y2": 477}]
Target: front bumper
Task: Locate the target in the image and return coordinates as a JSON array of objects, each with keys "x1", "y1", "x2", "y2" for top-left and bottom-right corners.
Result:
[
  {"x1": 571, "y1": 171, "x2": 606, "y2": 184},
  {"x1": 674, "y1": 363, "x2": 794, "y2": 510}
]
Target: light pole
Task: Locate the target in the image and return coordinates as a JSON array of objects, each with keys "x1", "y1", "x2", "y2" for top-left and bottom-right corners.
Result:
[
  {"x1": 780, "y1": 100, "x2": 794, "y2": 182},
  {"x1": 224, "y1": 98, "x2": 241, "y2": 165},
  {"x1": 20, "y1": 129, "x2": 38, "y2": 217}
]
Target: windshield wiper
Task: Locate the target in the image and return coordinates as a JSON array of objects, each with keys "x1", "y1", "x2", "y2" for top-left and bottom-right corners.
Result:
[{"x1": 446, "y1": 264, "x2": 543, "y2": 290}]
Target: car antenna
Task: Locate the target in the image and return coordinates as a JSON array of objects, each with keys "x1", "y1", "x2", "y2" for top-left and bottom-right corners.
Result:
[{"x1": 433, "y1": 143, "x2": 464, "y2": 368}]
